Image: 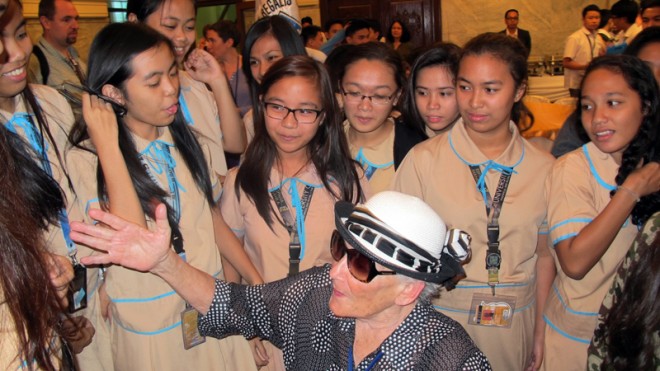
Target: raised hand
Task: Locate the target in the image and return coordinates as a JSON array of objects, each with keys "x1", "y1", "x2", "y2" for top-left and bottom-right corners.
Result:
[
  {"x1": 184, "y1": 48, "x2": 224, "y2": 85},
  {"x1": 71, "y1": 203, "x2": 171, "y2": 272},
  {"x1": 82, "y1": 93, "x2": 119, "y2": 150}
]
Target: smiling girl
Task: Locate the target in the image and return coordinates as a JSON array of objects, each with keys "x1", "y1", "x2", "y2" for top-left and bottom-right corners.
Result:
[
  {"x1": 220, "y1": 55, "x2": 366, "y2": 370},
  {"x1": 393, "y1": 33, "x2": 556, "y2": 370},
  {"x1": 127, "y1": 0, "x2": 246, "y2": 177},
  {"x1": 67, "y1": 22, "x2": 259, "y2": 370},
  {"x1": 542, "y1": 55, "x2": 660, "y2": 370},
  {"x1": 0, "y1": 0, "x2": 104, "y2": 368}
]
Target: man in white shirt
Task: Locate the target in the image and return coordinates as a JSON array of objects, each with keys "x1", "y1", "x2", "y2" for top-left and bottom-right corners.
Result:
[{"x1": 564, "y1": 4, "x2": 606, "y2": 97}]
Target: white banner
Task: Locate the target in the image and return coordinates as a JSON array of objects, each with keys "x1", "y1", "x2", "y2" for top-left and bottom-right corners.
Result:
[{"x1": 254, "y1": 0, "x2": 301, "y2": 33}]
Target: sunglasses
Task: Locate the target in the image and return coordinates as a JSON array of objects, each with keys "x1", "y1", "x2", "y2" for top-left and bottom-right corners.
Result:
[{"x1": 330, "y1": 230, "x2": 396, "y2": 283}]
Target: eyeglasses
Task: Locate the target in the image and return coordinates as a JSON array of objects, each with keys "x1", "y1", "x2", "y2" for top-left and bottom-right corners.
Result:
[
  {"x1": 340, "y1": 88, "x2": 397, "y2": 106},
  {"x1": 263, "y1": 102, "x2": 323, "y2": 124},
  {"x1": 330, "y1": 230, "x2": 396, "y2": 283}
]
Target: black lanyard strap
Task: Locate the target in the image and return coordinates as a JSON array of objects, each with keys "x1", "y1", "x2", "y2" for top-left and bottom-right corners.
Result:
[
  {"x1": 270, "y1": 185, "x2": 314, "y2": 276},
  {"x1": 469, "y1": 165, "x2": 512, "y2": 293}
]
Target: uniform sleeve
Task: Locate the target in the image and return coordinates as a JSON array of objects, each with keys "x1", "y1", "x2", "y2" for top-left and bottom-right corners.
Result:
[
  {"x1": 220, "y1": 169, "x2": 245, "y2": 239},
  {"x1": 65, "y1": 147, "x2": 102, "y2": 224},
  {"x1": 390, "y1": 147, "x2": 426, "y2": 198},
  {"x1": 547, "y1": 152, "x2": 596, "y2": 246},
  {"x1": 199, "y1": 139, "x2": 222, "y2": 202}
]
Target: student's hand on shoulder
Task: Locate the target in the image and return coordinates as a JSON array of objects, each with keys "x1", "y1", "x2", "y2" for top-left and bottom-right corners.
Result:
[
  {"x1": 82, "y1": 93, "x2": 119, "y2": 149},
  {"x1": 184, "y1": 48, "x2": 224, "y2": 84}
]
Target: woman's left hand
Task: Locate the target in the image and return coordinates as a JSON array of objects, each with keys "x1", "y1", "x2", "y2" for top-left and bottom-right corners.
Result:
[{"x1": 184, "y1": 48, "x2": 224, "y2": 84}]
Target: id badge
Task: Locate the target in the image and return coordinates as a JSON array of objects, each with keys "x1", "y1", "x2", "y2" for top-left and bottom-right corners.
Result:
[
  {"x1": 68, "y1": 264, "x2": 88, "y2": 313},
  {"x1": 181, "y1": 306, "x2": 206, "y2": 349},
  {"x1": 468, "y1": 293, "x2": 516, "y2": 328}
]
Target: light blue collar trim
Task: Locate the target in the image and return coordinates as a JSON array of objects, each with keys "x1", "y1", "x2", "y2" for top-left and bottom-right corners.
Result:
[{"x1": 582, "y1": 144, "x2": 616, "y2": 191}]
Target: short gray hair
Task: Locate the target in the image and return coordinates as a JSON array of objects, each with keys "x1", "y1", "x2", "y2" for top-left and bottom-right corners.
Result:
[{"x1": 398, "y1": 275, "x2": 441, "y2": 303}]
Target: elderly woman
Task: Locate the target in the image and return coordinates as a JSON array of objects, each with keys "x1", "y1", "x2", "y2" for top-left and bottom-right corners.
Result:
[{"x1": 71, "y1": 192, "x2": 491, "y2": 370}]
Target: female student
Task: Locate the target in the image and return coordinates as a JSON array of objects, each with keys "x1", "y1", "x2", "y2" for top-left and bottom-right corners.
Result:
[
  {"x1": 127, "y1": 0, "x2": 246, "y2": 176},
  {"x1": 393, "y1": 33, "x2": 556, "y2": 371},
  {"x1": 220, "y1": 55, "x2": 366, "y2": 370},
  {"x1": 0, "y1": 0, "x2": 102, "y2": 368},
  {"x1": 543, "y1": 55, "x2": 660, "y2": 370},
  {"x1": 395, "y1": 43, "x2": 461, "y2": 167},
  {"x1": 337, "y1": 42, "x2": 406, "y2": 193},
  {"x1": 240, "y1": 15, "x2": 307, "y2": 142},
  {"x1": 67, "y1": 22, "x2": 259, "y2": 371}
]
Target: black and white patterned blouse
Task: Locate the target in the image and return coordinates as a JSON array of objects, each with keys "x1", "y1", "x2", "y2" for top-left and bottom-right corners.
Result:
[
  {"x1": 199, "y1": 265, "x2": 491, "y2": 371},
  {"x1": 198, "y1": 265, "x2": 491, "y2": 370}
]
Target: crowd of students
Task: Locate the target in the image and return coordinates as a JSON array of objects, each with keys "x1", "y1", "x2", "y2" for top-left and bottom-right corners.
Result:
[{"x1": 1, "y1": 0, "x2": 659, "y2": 370}]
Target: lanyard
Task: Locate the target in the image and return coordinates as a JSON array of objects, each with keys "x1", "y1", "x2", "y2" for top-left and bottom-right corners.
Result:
[
  {"x1": 4, "y1": 113, "x2": 78, "y2": 263},
  {"x1": 348, "y1": 347, "x2": 383, "y2": 371},
  {"x1": 354, "y1": 148, "x2": 393, "y2": 180},
  {"x1": 585, "y1": 32, "x2": 596, "y2": 59},
  {"x1": 469, "y1": 163, "x2": 512, "y2": 296},
  {"x1": 141, "y1": 140, "x2": 185, "y2": 255},
  {"x1": 270, "y1": 183, "x2": 314, "y2": 276}
]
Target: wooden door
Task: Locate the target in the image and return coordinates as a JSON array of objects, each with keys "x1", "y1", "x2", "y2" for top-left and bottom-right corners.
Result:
[{"x1": 385, "y1": 0, "x2": 439, "y2": 48}]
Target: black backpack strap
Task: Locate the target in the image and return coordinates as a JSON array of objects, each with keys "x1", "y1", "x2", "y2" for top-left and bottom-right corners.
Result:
[{"x1": 32, "y1": 44, "x2": 50, "y2": 85}]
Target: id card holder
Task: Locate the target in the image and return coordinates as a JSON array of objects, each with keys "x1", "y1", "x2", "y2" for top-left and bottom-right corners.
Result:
[
  {"x1": 181, "y1": 305, "x2": 206, "y2": 349},
  {"x1": 68, "y1": 264, "x2": 87, "y2": 313},
  {"x1": 468, "y1": 293, "x2": 516, "y2": 328}
]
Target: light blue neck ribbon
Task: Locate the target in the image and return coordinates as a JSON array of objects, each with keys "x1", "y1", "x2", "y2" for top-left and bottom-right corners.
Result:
[
  {"x1": 269, "y1": 178, "x2": 322, "y2": 260},
  {"x1": 449, "y1": 132, "x2": 524, "y2": 208},
  {"x1": 354, "y1": 148, "x2": 394, "y2": 180},
  {"x1": 4, "y1": 112, "x2": 78, "y2": 258},
  {"x1": 178, "y1": 94, "x2": 194, "y2": 127},
  {"x1": 4, "y1": 112, "x2": 50, "y2": 169},
  {"x1": 141, "y1": 140, "x2": 186, "y2": 222}
]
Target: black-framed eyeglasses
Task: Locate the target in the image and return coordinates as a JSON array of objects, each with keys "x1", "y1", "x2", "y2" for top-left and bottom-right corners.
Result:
[
  {"x1": 340, "y1": 88, "x2": 397, "y2": 106},
  {"x1": 330, "y1": 231, "x2": 396, "y2": 283},
  {"x1": 263, "y1": 102, "x2": 323, "y2": 124}
]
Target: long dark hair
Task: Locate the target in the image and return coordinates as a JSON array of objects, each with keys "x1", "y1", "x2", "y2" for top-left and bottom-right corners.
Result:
[
  {"x1": 594, "y1": 223, "x2": 660, "y2": 370},
  {"x1": 242, "y1": 15, "x2": 307, "y2": 105},
  {"x1": 400, "y1": 43, "x2": 462, "y2": 137},
  {"x1": 0, "y1": 126, "x2": 69, "y2": 370},
  {"x1": 235, "y1": 56, "x2": 363, "y2": 226},
  {"x1": 69, "y1": 22, "x2": 214, "y2": 243},
  {"x1": 0, "y1": 0, "x2": 73, "y2": 196},
  {"x1": 126, "y1": 0, "x2": 197, "y2": 20},
  {"x1": 460, "y1": 32, "x2": 534, "y2": 131},
  {"x1": 579, "y1": 56, "x2": 660, "y2": 226},
  {"x1": 386, "y1": 19, "x2": 411, "y2": 43}
]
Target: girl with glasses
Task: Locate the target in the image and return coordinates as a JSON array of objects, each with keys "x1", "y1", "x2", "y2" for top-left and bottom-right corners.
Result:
[
  {"x1": 335, "y1": 42, "x2": 406, "y2": 193},
  {"x1": 219, "y1": 54, "x2": 366, "y2": 370},
  {"x1": 393, "y1": 32, "x2": 556, "y2": 371},
  {"x1": 67, "y1": 22, "x2": 260, "y2": 371}
]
